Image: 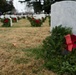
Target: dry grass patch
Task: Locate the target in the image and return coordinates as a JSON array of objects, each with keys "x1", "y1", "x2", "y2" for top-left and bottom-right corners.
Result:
[
  {"x1": 0, "y1": 18, "x2": 50, "y2": 49},
  {"x1": 0, "y1": 27, "x2": 50, "y2": 49},
  {"x1": 12, "y1": 18, "x2": 31, "y2": 27},
  {"x1": 0, "y1": 18, "x2": 56, "y2": 75}
]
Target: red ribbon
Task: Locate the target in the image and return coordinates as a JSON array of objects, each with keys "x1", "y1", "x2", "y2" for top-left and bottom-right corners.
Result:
[
  {"x1": 65, "y1": 34, "x2": 76, "y2": 51},
  {"x1": 4, "y1": 19, "x2": 9, "y2": 23}
]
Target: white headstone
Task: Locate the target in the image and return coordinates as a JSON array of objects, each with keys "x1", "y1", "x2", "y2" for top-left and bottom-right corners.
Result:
[
  {"x1": 9, "y1": 18, "x2": 12, "y2": 26},
  {"x1": 5, "y1": 15, "x2": 10, "y2": 18},
  {"x1": 17, "y1": 15, "x2": 22, "y2": 19},
  {"x1": 51, "y1": 1, "x2": 76, "y2": 34},
  {"x1": 4, "y1": 17, "x2": 12, "y2": 27},
  {"x1": 33, "y1": 14, "x2": 45, "y2": 19},
  {"x1": 0, "y1": 15, "x2": 4, "y2": 19},
  {"x1": 11, "y1": 15, "x2": 18, "y2": 22}
]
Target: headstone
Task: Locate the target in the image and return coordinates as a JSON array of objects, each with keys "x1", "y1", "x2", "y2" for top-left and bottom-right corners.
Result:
[
  {"x1": 17, "y1": 15, "x2": 22, "y2": 20},
  {"x1": 9, "y1": 18, "x2": 12, "y2": 26},
  {"x1": 5, "y1": 15, "x2": 10, "y2": 18},
  {"x1": 22, "y1": 15, "x2": 27, "y2": 18},
  {"x1": 3, "y1": 17, "x2": 12, "y2": 27},
  {"x1": 11, "y1": 15, "x2": 18, "y2": 22},
  {"x1": 51, "y1": 1, "x2": 76, "y2": 34},
  {"x1": 0, "y1": 15, "x2": 4, "y2": 19},
  {"x1": 4, "y1": 15, "x2": 12, "y2": 26},
  {"x1": 33, "y1": 14, "x2": 45, "y2": 19}
]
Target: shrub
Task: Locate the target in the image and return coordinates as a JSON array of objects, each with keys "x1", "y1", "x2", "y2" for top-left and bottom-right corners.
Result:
[
  {"x1": 43, "y1": 25, "x2": 72, "y2": 58},
  {"x1": 0, "y1": 18, "x2": 4, "y2": 23},
  {"x1": 42, "y1": 25, "x2": 76, "y2": 75},
  {"x1": 42, "y1": 17, "x2": 46, "y2": 23},
  {"x1": 12, "y1": 18, "x2": 17, "y2": 23},
  {"x1": 27, "y1": 17, "x2": 42, "y2": 27},
  {"x1": 2, "y1": 18, "x2": 11, "y2": 27},
  {"x1": 17, "y1": 17, "x2": 21, "y2": 20}
]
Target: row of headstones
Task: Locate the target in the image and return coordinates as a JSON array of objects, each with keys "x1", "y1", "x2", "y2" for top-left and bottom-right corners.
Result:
[
  {"x1": 0, "y1": 14, "x2": 47, "y2": 27},
  {"x1": 0, "y1": 14, "x2": 47, "y2": 20},
  {"x1": 0, "y1": 14, "x2": 29, "y2": 27},
  {"x1": 51, "y1": 1, "x2": 76, "y2": 34},
  {"x1": 0, "y1": 15, "x2": 22, "y2": 27},
  {"x1": 0, "y1": 14, "x2": 27, "y2": 21},
  {"x1": 32, "y1": 14, "x2": 47, "y2": 19},
  {"x1": 27, "y1": 14, "x2": 48, "y2": 21}
]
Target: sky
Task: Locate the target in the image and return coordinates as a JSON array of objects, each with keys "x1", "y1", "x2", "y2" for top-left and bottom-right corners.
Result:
[{"x1": 13, "y1": 0, "x2": 34, "y2": 13}]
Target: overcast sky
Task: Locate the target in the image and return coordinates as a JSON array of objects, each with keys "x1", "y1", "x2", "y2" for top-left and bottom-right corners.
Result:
[
  {"x1": 12, "y1": 0, "x2": 34, "y2": 13},
  {"x1": 6, "y1": 0, "x2": 44, "y2": 13},
  {"x1": 13, "y1": 0, "x2": 27, "y2": 12}
]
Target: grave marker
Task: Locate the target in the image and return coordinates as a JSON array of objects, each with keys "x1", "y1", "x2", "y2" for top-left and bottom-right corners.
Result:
[{"x1": 51, "y1": 1, "x2": 76, "y2": 34}]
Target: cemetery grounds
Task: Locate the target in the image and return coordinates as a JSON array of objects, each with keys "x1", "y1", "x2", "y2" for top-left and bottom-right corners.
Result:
[{"x1": 0, "y1": 18, "x2": 56, "y2": 75}]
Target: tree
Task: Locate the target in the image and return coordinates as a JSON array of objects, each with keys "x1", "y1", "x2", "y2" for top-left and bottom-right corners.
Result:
[
  {"x1": 19, "y1": 0, "x2": 55, "y2": 14},
  {"x1": 0, "y1": 0, "x2": 14, "y2": 13},
  {"x1": 43, "y1": 0, "x2": 51, "y2": 14},
  {"x1": 33, "y1": 1, "x2": 42, "y2": 13},
  {"x1": 32, "y1": 0, "x2": 51, "y2": 14},
  {"x1": 0, "y1": 0, "x2": 6, "y2": 13}
]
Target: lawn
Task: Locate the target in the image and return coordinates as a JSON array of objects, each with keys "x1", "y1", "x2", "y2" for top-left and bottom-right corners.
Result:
[{"x1": 0, "y1": 18, "x2": 56, "y2": 75}]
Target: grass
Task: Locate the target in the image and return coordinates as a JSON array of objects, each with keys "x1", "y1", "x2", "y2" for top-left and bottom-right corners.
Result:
[{"x1": 0, "y1": 18, "x2": 56, "y2": 75}]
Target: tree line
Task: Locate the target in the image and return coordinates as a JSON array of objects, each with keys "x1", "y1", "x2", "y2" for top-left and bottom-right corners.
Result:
[
  {"x1": 0, "y1": 0, "x2": 73, "y2": 14},
  {"x1": 0, "y1": 0, "x2": 14, "y2": 14}
]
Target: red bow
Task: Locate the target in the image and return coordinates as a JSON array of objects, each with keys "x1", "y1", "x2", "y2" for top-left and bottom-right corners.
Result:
[{"x1": 65, "y1": 34, "x2": 76, "y2": 51}]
